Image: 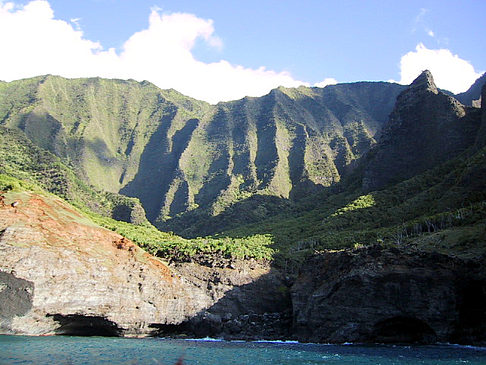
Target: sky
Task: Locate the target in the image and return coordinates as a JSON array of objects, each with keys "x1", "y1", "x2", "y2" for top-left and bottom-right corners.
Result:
[{"x1": 0, "y1": 0, "x2": 484, "y2": 103}]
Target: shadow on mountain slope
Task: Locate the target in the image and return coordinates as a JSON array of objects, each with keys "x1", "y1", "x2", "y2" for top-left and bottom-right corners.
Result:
[
  {"x1": 157, "y1": 194, "x2": 297, "y2": 238},
  {"x1": 120, "y1": 110, "x2": 198, "y2": 221}
]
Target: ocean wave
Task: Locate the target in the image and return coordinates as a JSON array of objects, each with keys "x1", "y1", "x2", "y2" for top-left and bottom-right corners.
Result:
[
  {"x1": 252, "y1": 340, "x2": 301, "y2": 344},
  {"x1": 437, "y1": 343, "x2": 486, "y2": 351},
  {"x1": 183, "y1": 337, "x2": 224, "y2": 342}
]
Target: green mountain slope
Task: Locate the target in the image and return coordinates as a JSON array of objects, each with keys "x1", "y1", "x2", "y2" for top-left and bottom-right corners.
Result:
[
  {"x1": 222, "y1": 74, "x2": 486, "y2": 269},
  {"x1": 0, "y1": 72, "x2": 484, "y2": 274},
  {"x1": 0, "y1": 126, "x2": 147, "y2": 224},
  {"x1": 0, "y1": 75, "x2": 211, "y2": 192},
  {"x1": 0, "y1": 75, "x2": 405, "y2": 230},
  {"x1": 225, "y1": 145, "x2": 486, "y2": 266}
]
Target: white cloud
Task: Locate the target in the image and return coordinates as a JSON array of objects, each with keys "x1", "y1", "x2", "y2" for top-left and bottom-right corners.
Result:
[
  {"x1": 397, "y1": 43, "x2": 482, "y2": 93},
  {"x1": 313, "y1": 78, "x2": 338, "y2": 88},
  {"x1": 0, "y1": 1, "x2": 116, "y2": 80},
  {"x1": 412, "y1": 8, "x2": 428, "y2": 33},
  {"x1": 0, "y1": 0, "x2": 307, "y2": 103},
  {"x1": 427, "y1": 29, "x2": 434, "y2": 37}
]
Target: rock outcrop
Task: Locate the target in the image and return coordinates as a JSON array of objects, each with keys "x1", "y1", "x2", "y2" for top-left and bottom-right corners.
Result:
[
  {"x1": 171, "y1": 260, "x2": 292, "y2": 340},
  {"x1": 291, "y1": 245, "x2": 486, "y2": 345},
  {"x1": 0, "y1": 190, "x2": 192, "y2": 336},
  {"x1": 363, "y1": 70, "x2": 482, "y2": 191},
  {"x1": 0, "y1": 190, "x2": 288, "y2": 337}
]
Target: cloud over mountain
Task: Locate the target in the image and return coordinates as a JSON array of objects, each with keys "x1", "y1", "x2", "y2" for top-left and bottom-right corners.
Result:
[
  {"x1": 0, "y1": 1, "x2": 482, "y2": 101},
  {"x1": 0, "y1": 0, "x2": 305, "y2": 103},
  {"x1": 398, "y1": 43, "x2": 483, "y2": 93}
]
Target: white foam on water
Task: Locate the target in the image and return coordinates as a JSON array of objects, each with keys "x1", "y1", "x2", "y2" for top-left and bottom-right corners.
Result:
[
  {"x1": 252, "y1": 340, "x2": 301, "y2": 344},
  {"x1": 439, "y1": 343, "x2": 486, "y2": 351},
  {"x1": 184, "y1": 337, "x2": 224, "y2": 342}
]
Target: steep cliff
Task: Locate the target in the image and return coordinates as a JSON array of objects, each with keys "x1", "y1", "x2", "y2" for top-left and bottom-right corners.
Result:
[
  {"x1": 0, "y1": 189, "x2": 288, "y2": 337},
  {"x1": 456, "y1": 73, "x2": 486, "y2": 107},
  {"x1": 292, "y1": 245, "x2": 486, "y2": 345},
  {"x1": 2, "y1": 188, "x2": 484, "y2": 343},
  {"x1": 475, "y1": 84, "x2": 486, "y2": 148}
]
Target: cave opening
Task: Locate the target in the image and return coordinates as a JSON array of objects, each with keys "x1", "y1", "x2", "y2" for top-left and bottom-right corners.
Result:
[
  {"x1": 48, "y1": 314, "x2": 122, "y2": 337},
  {"x1": 372, "y1": 316, "x2": 437, "y2": 344},
  {"x1": 148, "y1": 322, "x2": 191, "y2": 337}
]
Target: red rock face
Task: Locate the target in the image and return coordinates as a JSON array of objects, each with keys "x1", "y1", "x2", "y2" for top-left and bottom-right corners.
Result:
[
  {"x1": 0, "y1": 191, "x2": 197, "y2": 336},
  {"x1": 0, "y1": 190, "x2": 288, "y2": 338}
]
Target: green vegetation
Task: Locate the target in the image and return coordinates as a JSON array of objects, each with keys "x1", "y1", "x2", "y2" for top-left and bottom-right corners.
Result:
[
  {"x1": 0, "y1": 75, "x2": 405, "y2": 228},
  {"x1": 224, "y1": 147, "x2": 486, "y2": 268},
  {"x1": 88, "y1": 212, "x2": 274, "y2": 261},
  {"x1": 1, "y1": 74, "x2": 484, "y2": 271},
  {"x1": 0, "y1": 126, "x2": 148, "y2": 224},
  {"x1": 0, "y1": 173, "x2": 40, "y2": 192}
]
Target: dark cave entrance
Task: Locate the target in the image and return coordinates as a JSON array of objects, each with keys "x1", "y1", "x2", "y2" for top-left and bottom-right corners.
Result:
[
  {"x1": 148, "y1": 323, "x2": 191, "y2": 337},
  {"x1": 372, "y1": 316, "x2": 437, "y2": 344},
  {"x1": 48, "y1": 314, "x2": 122, "y2": 336}
]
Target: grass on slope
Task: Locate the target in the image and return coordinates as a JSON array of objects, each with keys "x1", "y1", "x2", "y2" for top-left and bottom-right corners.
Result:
[
  {"x1": 0, "y1": 173, "x2": 274, "y2": 262},
  {"x1": 0, "y1": 126, "x2": 148, "y2": 224},
  {"x1": 87, "y1": 212, "x2": 274, "y2": 261},
  {"x1": 224, "y1": 146, "x2": 486, "y2": 269}
]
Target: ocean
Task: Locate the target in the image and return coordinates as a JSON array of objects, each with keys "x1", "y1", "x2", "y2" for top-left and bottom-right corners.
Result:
[{"x1": 1, "y1": 335, "x2": 486, "y2": 364}]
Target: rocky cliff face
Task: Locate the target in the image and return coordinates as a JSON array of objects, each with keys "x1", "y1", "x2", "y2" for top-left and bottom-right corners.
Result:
[
  {"x1": 363, "y1": 70, "x2": 482, "y2": 191},
  {"x1": 0, "y1": 190, "x2": 288, "y2": 337},
  {"x1": 475, "y1": 84, "x2": 486, "y2": 148},
  {"x1": 291, "y1": 245, "x2": 486, "y2": 345},
  {"x1": 1, "y1": 189, "x2": 485, "y2": 344}
]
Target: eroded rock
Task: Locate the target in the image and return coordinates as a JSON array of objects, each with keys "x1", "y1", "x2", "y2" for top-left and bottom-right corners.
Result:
[
  {"x1": 0, "y1": 191, "x2": 289, "y2": 338},
  {"x1": 291, "y1": 245, "x2": 486, "y2": 345}
]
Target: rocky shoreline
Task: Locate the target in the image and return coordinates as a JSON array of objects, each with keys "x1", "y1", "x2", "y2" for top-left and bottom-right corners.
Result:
[
  {"x1": 1, "y1": 191, "x2": 485, "y2": 345},
  {"x1": 162, "y1": 245, "x2": 485, "y2": 346}
]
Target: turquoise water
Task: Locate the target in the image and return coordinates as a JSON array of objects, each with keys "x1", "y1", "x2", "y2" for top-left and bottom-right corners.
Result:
[{"x1": 1, "y1": 336, "x2": 486, "y2": 365}]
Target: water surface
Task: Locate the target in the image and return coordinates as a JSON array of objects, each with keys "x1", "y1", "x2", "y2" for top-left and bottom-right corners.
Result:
[{"x1": 1, "y1": 335, "x2": 486, "y2": 364}]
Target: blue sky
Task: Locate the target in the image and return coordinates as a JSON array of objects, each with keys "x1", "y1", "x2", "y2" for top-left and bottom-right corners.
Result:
[{"x1": 0, "y1": 0, "x2": 484, "y2": 103}]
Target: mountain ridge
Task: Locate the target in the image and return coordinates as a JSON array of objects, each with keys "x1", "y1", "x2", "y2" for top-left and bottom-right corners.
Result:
[
  {"x1": 1, "y1": 72, "x2": 485, "y2": 237},
  {"x1": 1, "y1": 71, "x2": 486, "y2": 344},
  {"x1": 0, "y1": 74, "x2": 407, "y2": 227}
]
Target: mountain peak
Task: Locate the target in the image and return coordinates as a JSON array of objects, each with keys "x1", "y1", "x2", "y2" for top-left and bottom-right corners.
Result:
[
  {"x1": 409, "y1": 70, "x2": 438, "y2": 94},
  {"x1": 362, "y1": 67, "x2": 479, "y2": 192}
]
